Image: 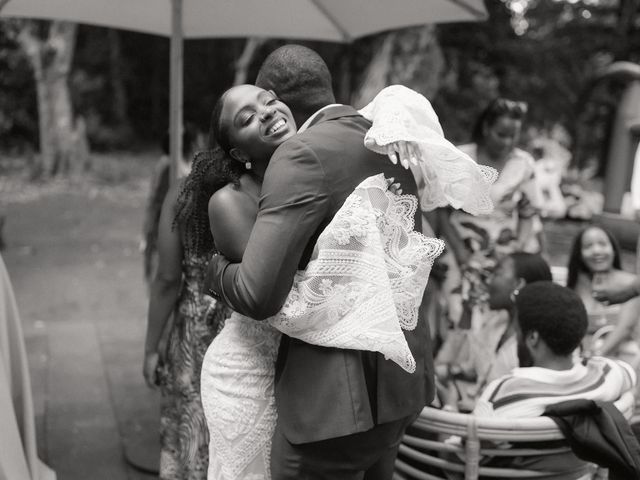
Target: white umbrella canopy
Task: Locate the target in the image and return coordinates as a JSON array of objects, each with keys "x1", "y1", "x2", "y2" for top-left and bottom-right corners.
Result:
[
  {"x1": 2, "y1": 0, "x2": 486, "y2": 41},
  {"x1": 1, "y1": 0, "x2": 487, "y2": 179}
]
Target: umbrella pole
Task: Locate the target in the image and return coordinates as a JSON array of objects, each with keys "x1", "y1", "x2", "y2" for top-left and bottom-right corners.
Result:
[{"x1": 169, "y1": 0, "x2": 183, "y2": 184}]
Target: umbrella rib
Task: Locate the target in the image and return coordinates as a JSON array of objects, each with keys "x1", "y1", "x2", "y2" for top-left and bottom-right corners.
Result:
[
  {"x1": 447, "y1": 0, "x2": 487, "y2": 19},
  {"x1": 0, "y1": 0, "x2": 12, "y2": 12},
  {"x1": 308, "y1": 0, "x2": 352, "y2": 42}
]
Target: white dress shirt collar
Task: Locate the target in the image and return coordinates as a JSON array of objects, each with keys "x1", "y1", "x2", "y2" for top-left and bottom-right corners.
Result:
[{"x1": 297, "y1": 104, "x2": 342, "y2": 133}]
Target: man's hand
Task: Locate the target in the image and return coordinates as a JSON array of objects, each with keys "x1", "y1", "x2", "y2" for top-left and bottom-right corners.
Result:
[
  {"x1": 143, "y1": 350, "x2": 161, "y2": 389},
  {"x1": 205, "y1": 254, "x2": 231, "y2": 301},
  {"x1": 592, "y1": 274, "x2": 640, "y2": 305},
  {"x1": 385, "y1": 177, "x2": 403, "y2": 195}
]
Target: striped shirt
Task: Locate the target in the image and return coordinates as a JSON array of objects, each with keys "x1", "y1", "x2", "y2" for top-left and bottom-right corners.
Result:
[{"x1": 474, "y1": 356, "x2": 636, "y2": 418}]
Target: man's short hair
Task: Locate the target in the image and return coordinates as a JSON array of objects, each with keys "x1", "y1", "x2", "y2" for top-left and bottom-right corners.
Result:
[
  {"x1": 515, "y1": 281, "x2": 588, "y2": 356},
  {"x1": 255, "y1": 44, "x2": 335, "y2": 120}
]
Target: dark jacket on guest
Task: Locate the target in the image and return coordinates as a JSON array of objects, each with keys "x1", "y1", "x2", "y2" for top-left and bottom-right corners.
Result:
[{"x1": 544, "y1": 398, "x2": 640, "y2": 480}]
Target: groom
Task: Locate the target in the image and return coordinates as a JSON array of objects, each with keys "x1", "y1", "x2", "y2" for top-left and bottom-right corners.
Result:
[{"x1": 206, "y1": 45, "x2": 434, "y2": 479}]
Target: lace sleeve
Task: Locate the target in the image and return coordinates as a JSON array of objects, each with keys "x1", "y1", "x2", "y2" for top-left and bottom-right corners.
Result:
[
  {"x1": 358, "y1": 85, "x2": 497, "y2": 216},
  {"x1": 268, "y1": 174, "x2": 444, "y2": 373}
]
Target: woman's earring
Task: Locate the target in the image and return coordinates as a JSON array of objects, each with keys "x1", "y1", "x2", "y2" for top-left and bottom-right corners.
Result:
[
  {"x1": 245, "y1": 161, "x2": 252, "y2": 170},
  {"x1": 510, "y1": 288, "x2": 520, "y2": 304}
]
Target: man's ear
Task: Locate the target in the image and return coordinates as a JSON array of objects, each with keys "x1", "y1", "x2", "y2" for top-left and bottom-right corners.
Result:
[
  {"x1": 527, "y1": 330, "x2": 540, "y2": 348},
  {"x1": 516, "y1": 278, "x2": 526, "y2": 291},
  {"x1": 229, "y1": 147, "x2": 248, "y2": 163}
]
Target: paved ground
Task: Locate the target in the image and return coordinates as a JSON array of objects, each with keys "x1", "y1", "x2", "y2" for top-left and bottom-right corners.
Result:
[
  {"x1": 4, "y1": 185, "x2": 159, "y2": 480},
  {"x1": 2, "y1": 172, "x2": 638, "y2": 480}
]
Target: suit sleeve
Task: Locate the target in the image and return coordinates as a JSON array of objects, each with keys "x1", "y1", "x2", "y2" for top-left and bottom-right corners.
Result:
[{"x1": 209, "y1": 139, "x2": 330, "y2": 319}]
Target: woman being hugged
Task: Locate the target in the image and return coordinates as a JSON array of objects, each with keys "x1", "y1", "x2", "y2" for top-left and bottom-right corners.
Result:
[{"x1": 187, "y1": 87, "x2": 294, "y2": 480}]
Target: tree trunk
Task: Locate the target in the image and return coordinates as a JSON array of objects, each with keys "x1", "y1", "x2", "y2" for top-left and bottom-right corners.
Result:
[
  {"x1": 352, "y1": 25, "x2": 444, "y2": 109},
  {"x1": 616, "y1": 0, "x2": 640, "y2": 60},
  {"x1": 18, "y1": 20, "x2": 88, "y2": 178},
  {"x1": 233, "y1": 38, "x2": 266, "y2": 86},
  {"x1": 108, "y1": 29, "x2": 130, "y2": 128}
]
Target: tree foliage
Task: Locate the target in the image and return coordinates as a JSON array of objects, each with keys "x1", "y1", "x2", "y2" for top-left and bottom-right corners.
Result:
[
  {"x1": 1, "y1": 0, "x2": 639, "y2": 175},
  {"x1": 435, "y1": 0, "x2": 640, "y2": 168}
]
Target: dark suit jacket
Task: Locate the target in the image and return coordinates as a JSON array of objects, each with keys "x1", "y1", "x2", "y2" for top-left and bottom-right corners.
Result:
[{"x1": 211, "y1": 105, "x2": 434, "y2": 444}]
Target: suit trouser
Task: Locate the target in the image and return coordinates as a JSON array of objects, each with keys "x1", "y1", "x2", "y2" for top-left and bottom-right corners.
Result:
[{"x1": 270, "y1": 413, "x2": 417, "y2": 480}]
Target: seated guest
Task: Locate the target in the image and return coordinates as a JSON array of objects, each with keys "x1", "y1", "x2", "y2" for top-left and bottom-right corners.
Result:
[
  {"x1": 435, "y1": 252, "x2": 552, "y2": 410},
  {"x1": 567, "y1": 226, "x2": 640, "y2": 367},
  {"x1": 474, "y1": 281, "x2": 636, "y2": 418}
]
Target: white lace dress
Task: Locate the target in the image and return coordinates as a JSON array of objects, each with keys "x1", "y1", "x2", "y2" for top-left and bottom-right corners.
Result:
[
  {"x1": 200, "y1": 86, "x2": 497, "y2": 480},
  {"x1": 201, "y1": 314, "x2": 280, "y2": 480}
]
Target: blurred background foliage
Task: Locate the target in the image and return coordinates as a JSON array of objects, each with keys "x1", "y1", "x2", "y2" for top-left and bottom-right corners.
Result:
[{"x1": 1, "y1": 0, "x2": 639, "y2": 177}]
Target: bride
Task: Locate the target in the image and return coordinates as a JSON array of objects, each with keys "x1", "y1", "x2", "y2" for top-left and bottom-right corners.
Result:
[{"x1": 175, "y1": 82, "x2": 495, "y2": 479}]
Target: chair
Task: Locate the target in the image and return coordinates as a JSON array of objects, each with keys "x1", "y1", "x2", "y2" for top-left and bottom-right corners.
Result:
[{"x1": 394, "y1": 391, "x2": 635, "y2": 480}]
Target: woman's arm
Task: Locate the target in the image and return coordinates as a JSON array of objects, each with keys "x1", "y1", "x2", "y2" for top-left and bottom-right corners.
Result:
[
  {"x1": 438, "y1": 207, "x2": 470, "y2": 267},
  {"x1": 208, "y1": 184, "x2": 257, "y2": 263},
  {"x1": 598, "y1": 272, "x2": 640, "y2": 356},
  {"x1": 593, "y1": 274, "x2": 640, "y2": 305},
  {"x1": 359, "y1": 85, "x2": 496, "y2": 216},
  {"x1": 143, "y1": 184, "x2": 183, "y2": 388},
  {"x1": 515, "y1": 215, "x2": 535, "y2": 251},
  {"x1": 515, "y1": 159, "x2": 540, "y2": 251}
]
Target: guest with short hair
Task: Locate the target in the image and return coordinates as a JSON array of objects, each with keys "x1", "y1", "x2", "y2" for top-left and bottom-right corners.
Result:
[
  {"x1": 435, "y1": 252, "x2": 552, "y2": 411},
  {"x1": 474, "y1": 282, "x2": 635, "y2": 418}
]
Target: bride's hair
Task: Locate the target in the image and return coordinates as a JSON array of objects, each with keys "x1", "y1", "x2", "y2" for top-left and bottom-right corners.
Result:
[{"x1": 174, "y1": 92, "x2": 244, "y2": 257}]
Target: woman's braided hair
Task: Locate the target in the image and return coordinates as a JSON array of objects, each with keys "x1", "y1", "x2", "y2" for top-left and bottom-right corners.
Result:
[{"x1": 174, "y1": 90, "x2": 244, "y2": 257}]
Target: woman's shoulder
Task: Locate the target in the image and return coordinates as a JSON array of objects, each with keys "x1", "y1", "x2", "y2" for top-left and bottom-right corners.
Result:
[
  {"x1": 208, "y1": 174, "x2": 258, "y2": 213},
  {"x1": 208, "y1": 183, "x2": 240, "y2": 210}
]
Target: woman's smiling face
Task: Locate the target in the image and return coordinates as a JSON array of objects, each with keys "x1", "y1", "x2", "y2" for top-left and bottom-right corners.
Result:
[
  {"x1": 580, "y1": 227, "x2": 615, "y2": 274},
  {"x1": 484, "y1": 115, "x2": 522, "y2": 160},
  {"x1": 220, "y1": 84, "x2": 296, "y2": 165}
]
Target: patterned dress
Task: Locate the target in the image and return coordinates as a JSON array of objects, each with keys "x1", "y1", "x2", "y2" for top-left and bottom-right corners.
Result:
[
  {"x1": 449, "y1": 144, "x2": 540, "y2": 325},
  {"x1": 158, "y1": 245, "x2": 227, "y2": 480}
]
